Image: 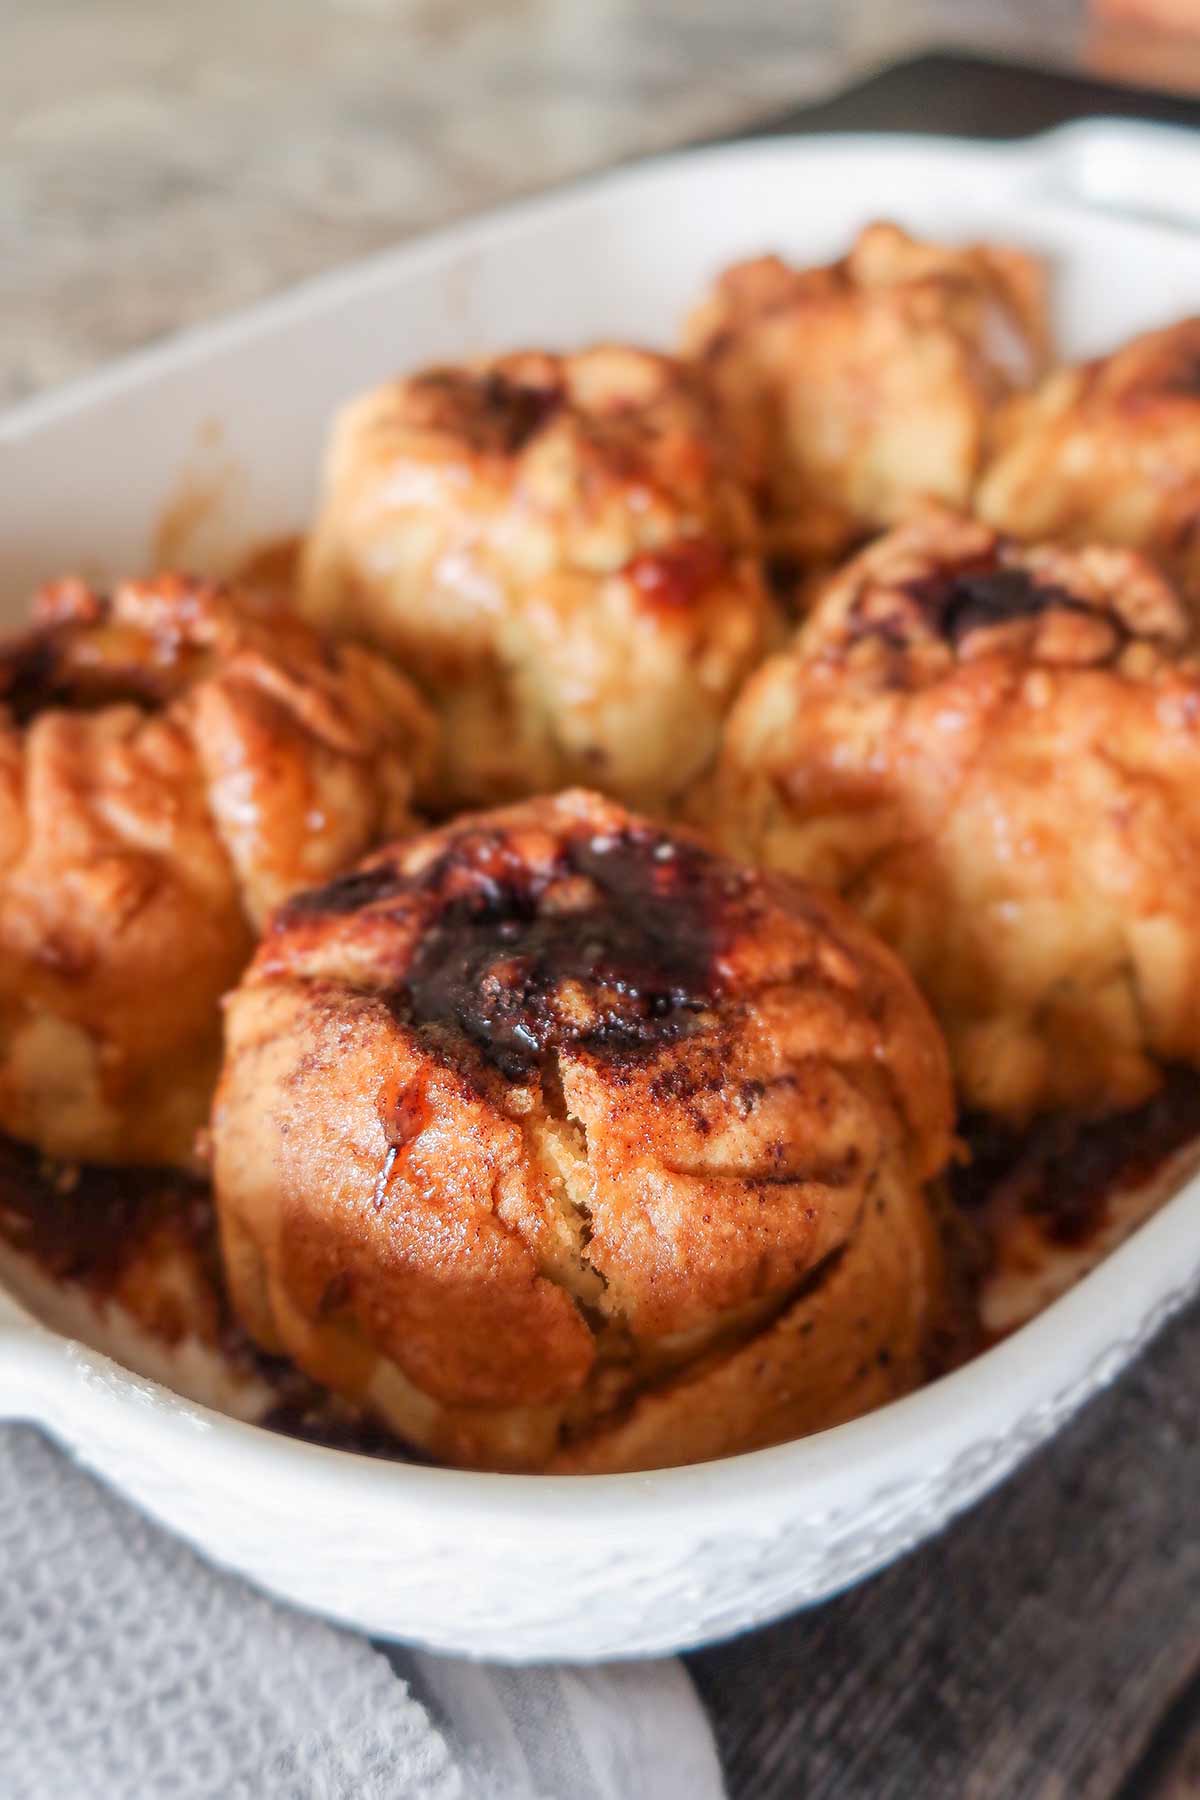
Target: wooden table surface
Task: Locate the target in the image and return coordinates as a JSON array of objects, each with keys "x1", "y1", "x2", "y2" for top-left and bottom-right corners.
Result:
[
  {"x1": 692, "y1": 1298, "x2": 1200, "y2": 1798},
  {"x1": 6, "y1": 8, "x2": 1200, "y2": 1793}
]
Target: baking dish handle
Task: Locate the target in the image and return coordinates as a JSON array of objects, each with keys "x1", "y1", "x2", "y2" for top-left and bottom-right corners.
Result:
[{"x1": 1030, "y1": 119, "x2": 1200, "y2": 234}]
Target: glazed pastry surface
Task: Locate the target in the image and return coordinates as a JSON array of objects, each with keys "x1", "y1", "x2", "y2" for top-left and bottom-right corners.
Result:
[
  {"x1": 684, "y1": 220, "x2": 1048, "y2": 570},
  {"x1": 300, "y1": 346, "x2": 777, "y2": 811},
  {"x1": 213, "y1": 790, "x2": 953, "y2": 1471},
  {"x1": 0, "y1": 574, "x2": 435, "y2": 1166},
  {"x1": 978, "y1": 317, "x2": 1200, "y2": 597},
  {"x1": 713, "y1": 509, "x2": 1200, "y2": 1123}
]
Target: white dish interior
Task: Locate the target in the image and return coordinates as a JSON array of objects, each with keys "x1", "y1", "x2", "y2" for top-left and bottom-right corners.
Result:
[{"x1": 1, "y1": 120, "x2": 1199, "y2": 1661}]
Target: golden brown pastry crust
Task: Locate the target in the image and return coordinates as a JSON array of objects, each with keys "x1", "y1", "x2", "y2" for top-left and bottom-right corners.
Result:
[
  {"x1": 212, "y1": 790, "x2": 953, "y2": 1472},
  {"x1": 299, "y1": 346, "x2": 778, "y2": 812},
  {"x1": 0, "y1": 574, "x2": 435, "y2": 1167},
  {"x1": 713, "y1": 509, "x2": 1200, "y2": 1123},
  {"x1": 977, "y1": 317, "x2": 1200, "y2": 594},
  {"x1": 684, "y1": 221, "x2": 1049, "y2": 568}
]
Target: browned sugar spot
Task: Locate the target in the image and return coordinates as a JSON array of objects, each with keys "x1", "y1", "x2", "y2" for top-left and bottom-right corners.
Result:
[
  {"x1": 1153, "y1": 347, "x2": 1200, "y2": 399},
  {"x1": 417, "y1": 368, "x2": 563, "y2": 455},
  {"x1": 476, "y1": 371, "x2": 563, "y2": 452},
  {"x1": 765, "y1": 554, "x2": 805, "y2": 613},
  {"x1": 912, "y1": 565, "x2": 1114, "y2": 649},
  {"x1": 0, "y1": 636, "x2": 66, "y2": 727},
  {"x1": 0, "y1": 592, "x2": 207, "y2": 724},
  {"x1": 401, "y1": 827, "x2": 741, "y2": 1079},
  {"x1": 282, "y1": 860, "x2": 408, "y2": 918}
]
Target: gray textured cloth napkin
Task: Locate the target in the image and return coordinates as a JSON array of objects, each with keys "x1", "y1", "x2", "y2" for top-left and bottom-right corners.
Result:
[{"x1": 0, "y1": 1425, "x2": 725, "y2": 1799}]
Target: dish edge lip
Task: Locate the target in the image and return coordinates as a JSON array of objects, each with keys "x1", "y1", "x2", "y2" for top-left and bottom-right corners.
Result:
[{"x1": 2, "y1": 118, "x2": 1200, "y2": 1519}]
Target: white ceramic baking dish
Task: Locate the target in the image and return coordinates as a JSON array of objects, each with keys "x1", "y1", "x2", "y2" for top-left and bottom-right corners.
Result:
[{"x1": 2, "y1": 120, "x2": 1200, "y2": 1663}]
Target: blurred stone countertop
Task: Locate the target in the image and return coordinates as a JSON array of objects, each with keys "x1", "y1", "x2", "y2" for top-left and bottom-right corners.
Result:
[{"x1": 2, "y1": 0, "x2": 1095, "y2": 406}]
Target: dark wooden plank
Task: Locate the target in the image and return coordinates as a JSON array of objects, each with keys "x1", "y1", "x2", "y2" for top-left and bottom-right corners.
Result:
[
  {"x1": 1156, "y1": 1745, "x2": 1200, "y2": 1800},
  {"x1": 741, "y1": 49, "x2": 1200, "y2": 140},
  {"x1": 689, "y1": 1295, "x2": 1200, "y2": 1800},
  {"x1": 1116, "y1": 1663, "x2": 1200, "y2": 1797},
  {"x1": 1148, "y1": 1732, "x2": 1200, "y2": 1798}
]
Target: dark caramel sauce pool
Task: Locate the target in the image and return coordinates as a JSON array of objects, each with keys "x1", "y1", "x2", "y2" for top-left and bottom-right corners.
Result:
[
  {"x1": 951, "y1": 1067, "x2": 1200, "y2": 1246},
  {"x1": 0, "y1": 1138, "x2": 410, "y2": 1458}
]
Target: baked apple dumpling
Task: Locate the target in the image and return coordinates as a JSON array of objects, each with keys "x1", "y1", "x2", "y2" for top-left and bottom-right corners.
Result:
[
  {"x1": 299, "y1": 347, "x2": 777, "y2": 812},
  {"x1": 683, "y1": 220, "x2": 1049, "y2": 571},
  {"x1": 212, "y1": 790, "x2": 954, "y2": 1473},
  {"x1": 713, "y1": 509, "x2": 1200, "y2": 1124},
  {"x1": 0, "y1": 574, "x2": 435, "y2": 1168},
  {"x1": 977, "y1": 317, "x2": 1200, "y2": 596}
]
